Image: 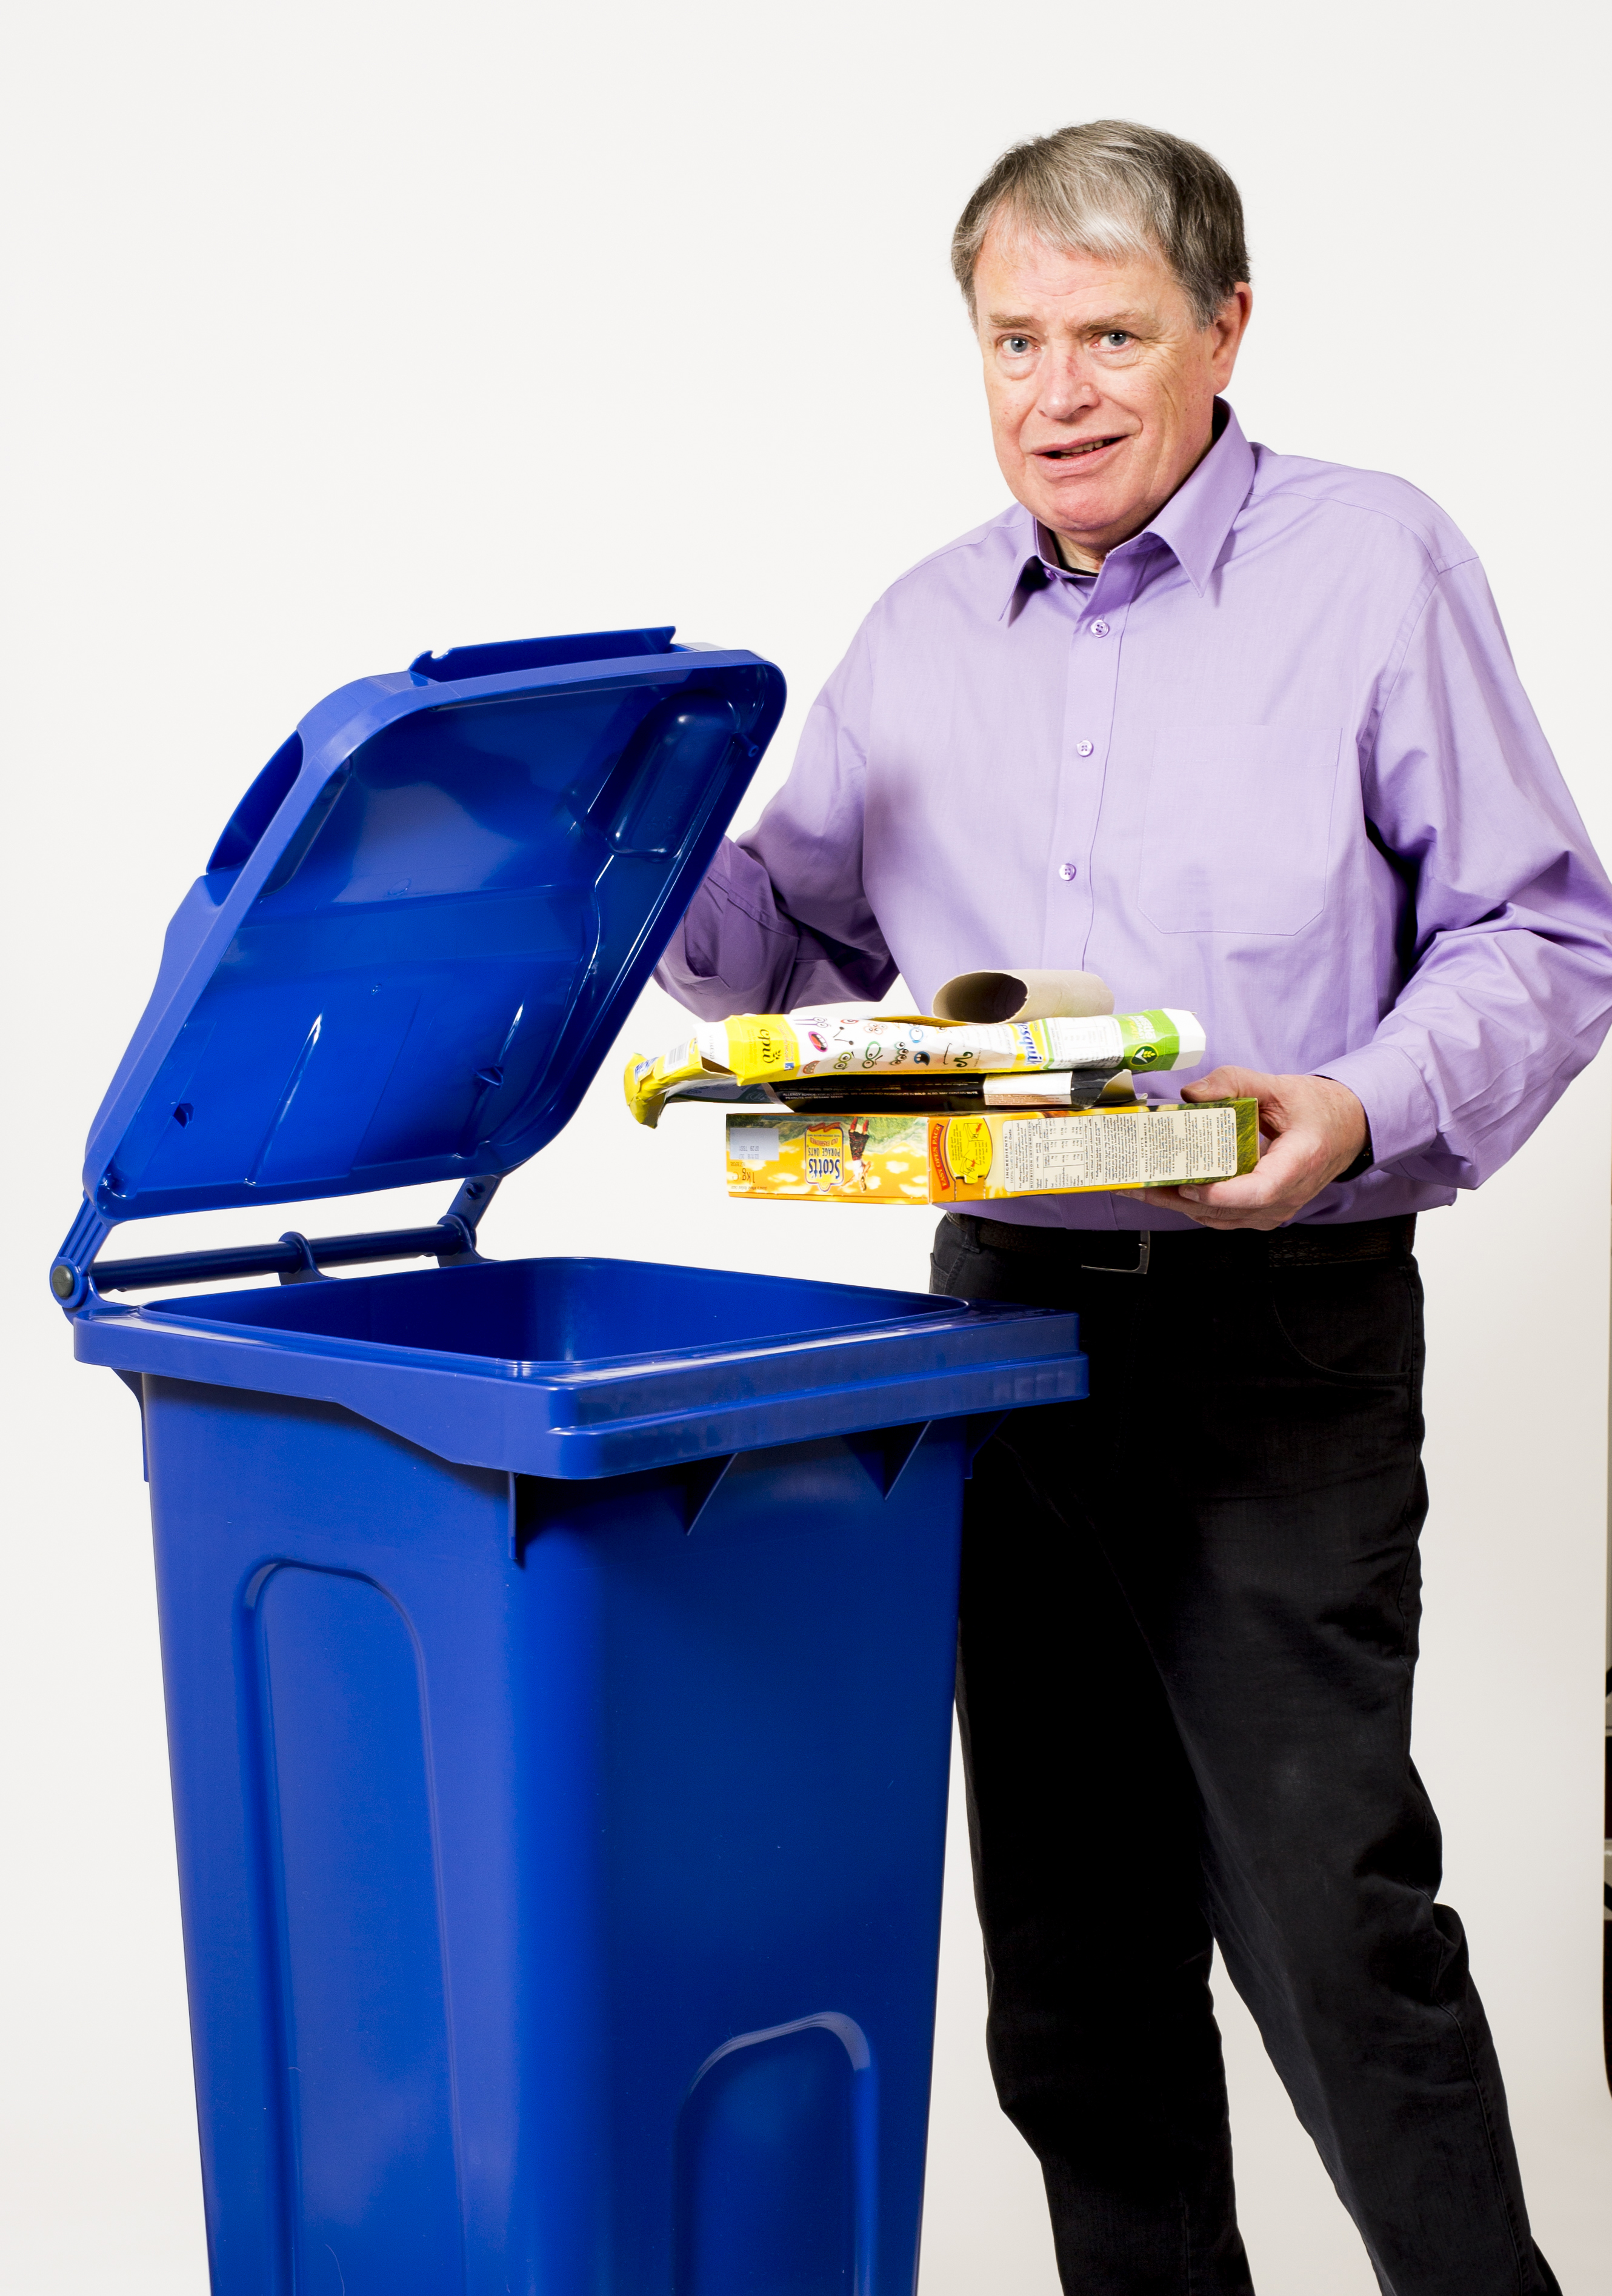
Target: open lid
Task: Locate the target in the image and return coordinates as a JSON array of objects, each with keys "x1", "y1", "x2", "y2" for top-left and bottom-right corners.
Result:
[{"x1": 82, "y1": 628, "x2": 785, "y2": 1222}]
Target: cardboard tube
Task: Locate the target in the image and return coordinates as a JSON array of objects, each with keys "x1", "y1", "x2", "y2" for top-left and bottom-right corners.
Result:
[{"x1": 933, "y1": 968, "x2": 1114, "y2": 1023}]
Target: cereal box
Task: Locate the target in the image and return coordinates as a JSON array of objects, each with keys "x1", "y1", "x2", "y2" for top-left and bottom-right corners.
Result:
[{"x1": 724, "y1": 1099, "x2": 1260, "y2": 1204}]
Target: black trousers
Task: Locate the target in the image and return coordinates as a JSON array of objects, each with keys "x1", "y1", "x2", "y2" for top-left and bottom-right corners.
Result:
[{"x1": 931, "y1": 1213, "x2": 1559, "y2": 2296}]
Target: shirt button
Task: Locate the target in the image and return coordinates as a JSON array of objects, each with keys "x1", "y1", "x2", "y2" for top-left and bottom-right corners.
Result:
[
  {"x1": 1075, "y1": 739, "x2": 1094, "y2": 757},
  {"x1": 1058, "y1": 862, "x2": 1078, "y2": 881},
  {"x1": 1090, "y1": 619, "x2": 1110, "y2": 636}
]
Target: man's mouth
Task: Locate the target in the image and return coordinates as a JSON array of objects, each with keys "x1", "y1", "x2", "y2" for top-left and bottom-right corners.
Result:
[{"x1": 1038, "y1": 435, "x2": 1125, "y2": 461}]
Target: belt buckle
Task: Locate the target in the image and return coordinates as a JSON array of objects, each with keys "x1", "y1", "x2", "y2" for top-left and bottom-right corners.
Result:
[{"x1": 1081, "y1": 1231, "x2": 1151, "y2": 1277}]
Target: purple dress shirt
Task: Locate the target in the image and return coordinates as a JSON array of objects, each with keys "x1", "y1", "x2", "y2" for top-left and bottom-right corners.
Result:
[{"x1": 657, "y1": 404, "x2": 1612, "y2": 1228}]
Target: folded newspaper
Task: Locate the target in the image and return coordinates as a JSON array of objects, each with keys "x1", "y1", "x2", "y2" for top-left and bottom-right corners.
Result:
[{"x1": 625, "y1": 1007, "x2": 1206, "y2": 1128}]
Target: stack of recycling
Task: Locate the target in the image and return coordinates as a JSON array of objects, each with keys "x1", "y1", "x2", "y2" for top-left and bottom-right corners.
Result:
[{"x1": 624, "y1": 968, "x2": 1257, "y2": 1206}]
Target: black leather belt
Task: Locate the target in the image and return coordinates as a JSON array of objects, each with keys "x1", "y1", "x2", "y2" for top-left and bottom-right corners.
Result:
[{"x1": 948, "y1": 1212, "x2": 1416, "y2": 1276}]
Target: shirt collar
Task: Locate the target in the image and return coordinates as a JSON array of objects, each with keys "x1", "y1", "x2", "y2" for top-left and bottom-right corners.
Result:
[{"x1": 1002, "y1": 399, "x2": 1256, "y2": 615}]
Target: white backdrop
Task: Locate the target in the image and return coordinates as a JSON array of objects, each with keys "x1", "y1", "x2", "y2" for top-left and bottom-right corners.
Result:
[{"x1": 2, "y1": 4, "x2": 1608, "y2": 2289}]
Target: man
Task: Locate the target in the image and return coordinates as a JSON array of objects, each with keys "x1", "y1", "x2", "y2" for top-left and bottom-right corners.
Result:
[{"x1": 656, "y1": 121, "x2": 1612, "y2": 2295}]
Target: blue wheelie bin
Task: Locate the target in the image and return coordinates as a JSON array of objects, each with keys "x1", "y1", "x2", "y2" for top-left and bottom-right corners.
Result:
[{"x1": 51, "y1": 627, "x2": 1086, "y2": 2296}]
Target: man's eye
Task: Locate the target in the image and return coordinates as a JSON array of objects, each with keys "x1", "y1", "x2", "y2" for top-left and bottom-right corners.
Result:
[
  {"x1": 1101, "y1": 331, "x2": 1132, "y2": 348},
  {"x1": 1001, "y1": 336, "x2": 1033, "y2": 356}
]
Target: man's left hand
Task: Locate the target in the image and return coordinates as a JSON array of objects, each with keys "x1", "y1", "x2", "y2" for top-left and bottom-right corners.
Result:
[{"x1": 1141, "y1": 1066, "x2": 1368, "y2": 1231}]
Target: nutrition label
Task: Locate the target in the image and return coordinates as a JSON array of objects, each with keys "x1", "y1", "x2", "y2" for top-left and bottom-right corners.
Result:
[{"x1": 999, "y1": 1105, "x2": 1239, "y2": 1193}]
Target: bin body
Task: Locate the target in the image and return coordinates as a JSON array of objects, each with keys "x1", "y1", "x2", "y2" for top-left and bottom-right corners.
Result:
[
  {"x1": 59, "y1": 635, "x2": 1088, "y2": 2295},
  {"x1": 98, "y1": 1255, "x2": 1085, "y2": 2296}
]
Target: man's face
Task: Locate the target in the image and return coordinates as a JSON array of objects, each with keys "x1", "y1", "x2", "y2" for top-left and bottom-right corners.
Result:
[{"x1": 972, "y1": 219, "x2": 1251, "y2": 563}]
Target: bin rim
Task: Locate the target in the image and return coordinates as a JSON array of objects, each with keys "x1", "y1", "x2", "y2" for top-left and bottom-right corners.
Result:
[
  {"x1": 72, "y1": 1251, "x2": 1087, "y2": 1479},
  {"x1": 119, "y1": 1260, "x2": 979, "y2": 1374},
  {"x1": 73, "y1": 1249, "x2": 1077, "y2": 1382}
]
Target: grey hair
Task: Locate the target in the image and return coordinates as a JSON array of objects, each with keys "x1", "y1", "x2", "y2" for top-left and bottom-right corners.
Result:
[{"x1": 951, "y1": 121, "x2": 1250, "y2": 328}]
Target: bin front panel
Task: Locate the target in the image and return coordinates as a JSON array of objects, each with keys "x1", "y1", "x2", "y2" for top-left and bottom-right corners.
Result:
[{"x1": 143, "y1": 1376, "x2": 963, "y2": 2296}]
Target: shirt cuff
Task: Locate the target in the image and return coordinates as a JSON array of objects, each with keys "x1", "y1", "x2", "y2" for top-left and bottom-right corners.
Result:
[{"x1": 1313, "y1": 1040, "x2": 1440, "y2": 1170}]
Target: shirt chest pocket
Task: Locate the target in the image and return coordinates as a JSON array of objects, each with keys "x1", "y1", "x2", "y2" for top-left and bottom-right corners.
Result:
[{"x1": 1137, "y1": 724, "x2": 1343, "y2": 936}]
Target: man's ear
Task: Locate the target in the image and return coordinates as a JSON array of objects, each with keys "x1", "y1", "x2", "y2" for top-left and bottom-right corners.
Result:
[{"x1": 1212, "y1": 284, "x2": 1253, "y2": 385}]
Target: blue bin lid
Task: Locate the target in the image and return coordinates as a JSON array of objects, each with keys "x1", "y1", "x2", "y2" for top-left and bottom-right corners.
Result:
[{"x1": 82, "y1": 629, "x2": 785, "y2": 1222}]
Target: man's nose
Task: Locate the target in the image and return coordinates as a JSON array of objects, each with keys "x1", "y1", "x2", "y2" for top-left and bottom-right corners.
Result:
[{"x1": 1037, "y1": 353, "x2": 1098, "y2": 422}]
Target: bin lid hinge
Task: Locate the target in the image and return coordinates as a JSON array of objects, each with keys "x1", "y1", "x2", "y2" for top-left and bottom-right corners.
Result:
[{"x1": 49, "y1": 1173, "x2": 505, "y2": 1311}]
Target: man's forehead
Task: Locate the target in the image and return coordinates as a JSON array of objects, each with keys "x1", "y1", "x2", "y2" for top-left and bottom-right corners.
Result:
[{"x1": 974, "y1": 223, "x2": 1176, "y2": 316}]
